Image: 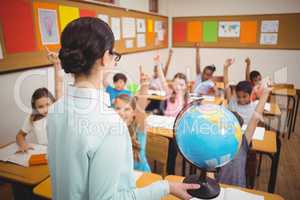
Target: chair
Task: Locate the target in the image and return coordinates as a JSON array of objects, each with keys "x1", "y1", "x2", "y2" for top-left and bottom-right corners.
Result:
[{"x1": 146, "y1": 131, "x2": 170, "y2": 178}]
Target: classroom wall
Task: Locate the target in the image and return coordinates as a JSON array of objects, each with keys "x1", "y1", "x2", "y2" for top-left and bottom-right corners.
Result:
[
  {"x1": 159, "y1": 0, "x2": 300, "y2": 87},
  {"x1": 0, "y1": 0, "x2": 167, "y2": 145}
]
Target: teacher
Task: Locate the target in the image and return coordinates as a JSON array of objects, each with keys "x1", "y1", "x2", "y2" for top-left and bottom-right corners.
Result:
[{"x1": 47, "y1": 17, "x2": 199, "y2": 200}]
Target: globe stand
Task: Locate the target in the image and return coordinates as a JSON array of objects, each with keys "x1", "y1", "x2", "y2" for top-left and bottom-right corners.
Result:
[{"x1": 183, "y1": 170, "x2": 220, "y2": 199}]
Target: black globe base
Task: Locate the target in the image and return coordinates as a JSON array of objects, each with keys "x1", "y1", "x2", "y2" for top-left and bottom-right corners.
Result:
[{"x1": 183, "y1": 173, "x2": 220, "y2": 199}]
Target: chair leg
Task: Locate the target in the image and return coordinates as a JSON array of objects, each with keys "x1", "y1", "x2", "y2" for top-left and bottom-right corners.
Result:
[
  {"x1": 182, "y1": 159, "x2": 186, "y2": 176},
  {"x1": 257, "y1": 153, "x2": 263, "y2": 176}
]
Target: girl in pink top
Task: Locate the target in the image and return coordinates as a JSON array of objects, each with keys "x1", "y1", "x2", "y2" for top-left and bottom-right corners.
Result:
[{"x1": 157, "y1": 65, "x2": 189, "y2": 117}]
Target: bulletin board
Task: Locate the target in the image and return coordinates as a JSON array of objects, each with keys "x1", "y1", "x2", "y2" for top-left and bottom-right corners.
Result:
[
  {"x1": 172, "y1": 13, "x2": 300, "y2": 50},
  {"x1": 0, "y1": 0, "x2": 168, "y2": 73}
]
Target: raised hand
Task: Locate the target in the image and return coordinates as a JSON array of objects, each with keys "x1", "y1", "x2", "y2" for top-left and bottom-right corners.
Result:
[
  {"x1": 45, "y1": 46, "x2": 60, "y2": 65},
  {"x1": 139, "y1": 65, "x2": 149, "y2": 85},
  {"x1": 224, "y1": 58, "x2": 235, "y2": 68},
  {"x1": 245, "y1": 57, "x2": 251, "y2": 66},
  {"x1": 16, "y1": 143, "x2": 34, "y2": 153}
]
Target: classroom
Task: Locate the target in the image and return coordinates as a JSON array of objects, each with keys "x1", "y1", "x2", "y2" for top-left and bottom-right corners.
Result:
[{"x1": 0, "y1": 0, "x2": 299, "y2": 200}]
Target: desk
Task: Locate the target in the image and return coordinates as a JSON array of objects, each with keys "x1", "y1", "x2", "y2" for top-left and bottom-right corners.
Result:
[
  {"x1": 0, "y1": 144, "x2": 49, "y2": 200},
  {"x1": 163, "y1": 175, "x2": 284, "y2": 200},
  {"x1": 271, "y1": 88, "x2": 298, "y2": 139},
  {"x1": 147, "y1": 126, "x2": 280, "y2": 193},
  {"x1": 263, "y1": 102, "x2": 282, "y2": 137},
  {"x1": 33, "y1": 172, "x2": 163, "y2": 199},
  {"x1": 147, "y1": 94, "x2": 167, "y2": 101},
  {"x1": 251, "y1": 131, "x2": 281, "y2": 193}
]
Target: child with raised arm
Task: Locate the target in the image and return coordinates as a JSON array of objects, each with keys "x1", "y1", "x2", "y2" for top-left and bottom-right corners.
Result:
[
  {"x1": 224, "y1": 58, "x2": 260, "y2": 125},
  {"x1": 245, "y1": 57, "x2": 265, "y2": 101},
  {"x1": 193, "y1": 43, "x2": 218, "y2": 96},
  {"x1": 15, "y1": 48, "x2": 63, "y2": 151},
  {"x1": 217, "y1": 87, "x2": 270, "y2": 187},
  {"x1": 114, "y1": 66, "x2": 151, "y2": 172},
  {"x1": 149, "y1": 49, "x2": 173, "y2": 90}
]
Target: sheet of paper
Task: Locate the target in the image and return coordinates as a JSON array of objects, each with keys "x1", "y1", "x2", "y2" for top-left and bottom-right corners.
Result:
[
  {"x1": 133, "y1": 170, "x2": 143, "y2": 182},
  {"x1": 122, "y1": 17, "x2": 136, "y2": 38},
  {"x1": 0, "y1": 143, "x2": 47, "y2": 167},
  {"x1": 203, "y1": 21, "x2": 218, "y2": 42},
  {"x1": 80, "y1": 9, "x2": 96, "y2": 17},
  {"x1": 125, "y1": 39, "x2": 134, "y2": 48},
  {"x1": 97, "y1": 14, "x2": 109, "y2": 24},
  {"x1": 147, "y1": 19, "x2": 153, "y2": 32},
  {"x1": 136, "y1": 33, "x2": 146, "y2": 48},
  {"x1": 146, "y1": 115, "x2": 176, "y2": 129},
  {"x1": 261, "y1": 20, "x2": 279, "y2": 33},
  {"x1": 240, "y1": 21, "x2": 257, "y2": 44},
  {"x1": 157, "y1": 29, "x2": 165, "y2": 41},
  {"x1": 155, "y1": 21, "x2": 163, "y2": 32},
  {"x1": 111, "y1": 17, "x2": 121, "y2": 40},
  {"x1": 136, "y1": 18, "x2": 146, "y2": 33},
  {"x1": 219, "y1": 21, "x2": 240, "y2": 38},
  {"x1": 260, "y1": 33, "x2": 278, "y2": 45},
  {"x1": 187, "y1": 21, "x2": 202, "y2": 42},
  {"x1": 58, "y1": 5, "x2": 79, "y2": 31},
  {"x1": 264, "y1": 102, "x2": 271, "y2": 112},
  {"x1": 0, "y1": 41, "x2": 3, "y2": 60},
  {"x1": 253, "y1": 127, "x2": 265, "y2": 141},
  {"x1": 202, "y1": 95, "x2": 215, "y2": 101},
  {"x1": 225, "y1": 188, "x2": 264, "y2": 200},
  {"x1": 38, "y1": 8, "x2": 60, "y2": 45}
]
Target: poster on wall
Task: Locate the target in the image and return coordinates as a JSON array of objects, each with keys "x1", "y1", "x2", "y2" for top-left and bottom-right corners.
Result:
[
  {"x1": 0, "y1": 41, "x2": 3, "y2": 60},
  {"x1": 122, "y1": 17, "x2": 136, "y2": 38},
  {"x1": 260, "y1": 33, "x2": 278, "y2": 45},
  {"x1": 38, "y1": 8, "x2": 60, "y2": 45},
  {"x1": 97, "y1": 14, "x2": 109, "y2": 24},
  {"x1": 136, "y1": 19, "x2": 146, "y2": 33},
  {"x1": 218, "y1": 21, "x2": 240, "y2": 38},
  {"x1": 125, "y1": 39, "x2": 134, "y2": 48},
  {"x1": 137, "y1": 34, "x2": 146, "y2": 47},
  {"x1": 111, "y1": 17, "x2": 121, "y2": 40},
  {"x1": 261, "y1": 20, "x2": 279, "y2": 33}
]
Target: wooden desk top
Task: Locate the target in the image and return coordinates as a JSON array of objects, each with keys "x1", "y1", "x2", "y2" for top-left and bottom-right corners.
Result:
[
  {"x1": 147, "y1": 128, "x2": 277, "y2": 155},
  {"x1": 147, "y1": 127, "x2": 174, "y2": 139},
  {"x1": 0, "y1": 161, "x2": 49, "y2": 186},
  {"x1": 33, "y1": 172, "x2": 163, "y2": 199},
  {"x1": 264, "y1": 102, "x2": 282, "y2": 117},
  {"x1": 147, "y1": 94, "x2": 167, "y2": 101},
  {"x1": 271, "y1": 88, "x2": 296, "y2": 97},
  {"x1": 252, "y1": 131, "x2": 277, "y2": 154},
  {"x1": 163, "y1": 175, "x2": 284, "y2": 200},
  {"x1": 215, "y1": 82, "x2": 225, "y2": 90},
  {"x1": 0, "y1": 142, "x2": 49, "y2": 186}
]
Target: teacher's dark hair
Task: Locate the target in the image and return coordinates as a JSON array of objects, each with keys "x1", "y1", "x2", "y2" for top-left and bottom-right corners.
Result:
[{"x1": 59, "y1": 17, "x2": 115, "y2": 75}]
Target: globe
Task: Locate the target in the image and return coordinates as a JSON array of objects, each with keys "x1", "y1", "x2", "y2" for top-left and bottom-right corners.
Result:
[{"x1": 174, "y1": 100, "x2": 243, "y2": 199}]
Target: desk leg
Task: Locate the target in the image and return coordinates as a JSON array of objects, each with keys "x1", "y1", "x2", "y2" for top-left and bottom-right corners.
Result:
[
  {"x1": 167, "y1": 139, "x2": 178, "y2": 175},
  {"x1": 292, "y1": 93, "x2": 299, "y2": 132},
  {"x1": 288, "y1": 97, "x2": 296, "y2": 139},
  {"x1": 268, "y1": 137, "x2": 281, "y2": 193},
  {"x1": 11, "y1": 182, "x2": 33, "y2": 200}
]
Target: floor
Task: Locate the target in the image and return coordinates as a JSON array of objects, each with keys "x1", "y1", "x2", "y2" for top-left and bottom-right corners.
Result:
[{"x1": 1, "y1": 98, "x2": 299, "y2": 200}]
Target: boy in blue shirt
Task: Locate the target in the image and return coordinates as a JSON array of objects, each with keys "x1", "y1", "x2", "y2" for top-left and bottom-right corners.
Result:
[{"x1": 106, "y1": 73, "x2": 132, "y2": 104}]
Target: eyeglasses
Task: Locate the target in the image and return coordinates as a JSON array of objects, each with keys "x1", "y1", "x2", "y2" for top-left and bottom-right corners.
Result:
[{"x1": 109, "y1": 50, "x2": 122, "y2": 62}]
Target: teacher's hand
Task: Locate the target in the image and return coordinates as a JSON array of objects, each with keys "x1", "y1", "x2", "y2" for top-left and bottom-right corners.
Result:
[{"x1": 169, "y1": 181, "x2": 201, "y2": 200}]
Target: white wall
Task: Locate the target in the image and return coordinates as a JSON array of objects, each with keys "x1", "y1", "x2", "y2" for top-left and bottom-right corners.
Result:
[
  {"x1": 118, "y1": 0, "x2": 149, "y2": 12},
  {"x1": 162, "y1": 0, "x2": 300, "y2": 87}
]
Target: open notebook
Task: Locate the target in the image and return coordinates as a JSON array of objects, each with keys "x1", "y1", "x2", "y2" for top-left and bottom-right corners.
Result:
[
  {"x1": 191, "y1": 188, "x2": 264, "y2": 200},
  {"x1": 0, "y1": 143, "x2": 47, "y2": 167}
]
